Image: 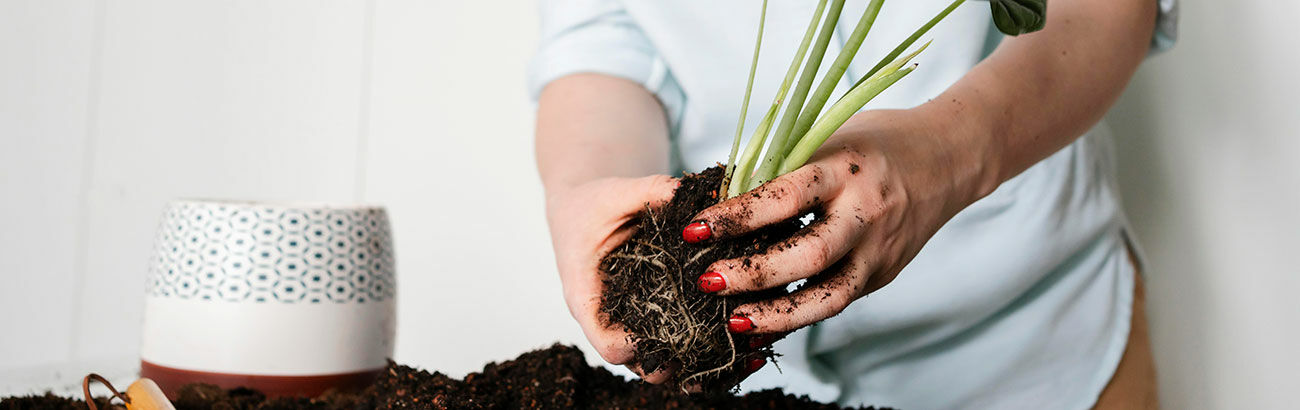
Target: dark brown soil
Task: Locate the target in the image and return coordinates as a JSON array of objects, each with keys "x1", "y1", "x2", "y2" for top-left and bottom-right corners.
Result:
[
  {"x1": 0, "y1": 344, "x2": 885, "y2": 410},
  {"x1": 600, "y1": 166, "x2": 813, "y2": 389}
]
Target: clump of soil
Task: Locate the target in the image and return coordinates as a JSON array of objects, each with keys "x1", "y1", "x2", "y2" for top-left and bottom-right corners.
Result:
[
  {"x1": 0, "y1": 394, "x2": 102, "y2": 410},
  {"x1": 0, "y1": 345, "x2": 886, "y2": 410},
  {"x1": 600, "y1": 166, "x2": 813, "y2": 388}
]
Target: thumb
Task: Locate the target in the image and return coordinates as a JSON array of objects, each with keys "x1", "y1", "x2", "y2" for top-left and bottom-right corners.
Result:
[
  {"x1": 591, "y1": 174, "x2": 679, "y2": 259},
  {"x1": 603, "y1": 174, "x2": 680, "y2": 216}
]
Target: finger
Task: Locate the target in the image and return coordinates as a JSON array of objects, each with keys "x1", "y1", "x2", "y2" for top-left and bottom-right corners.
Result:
[
  {"x1": 563, "y1": 175, "x2": 679, "y2": 240},
  {"x1": 744, "y1": 332, "x2": 791, "y2": 349},
  {"x1": 562, "y1": 254, "x2": 636, "y2": 365},
  {"x1": 684, "y1": 163, "x2": 839, "y2": 243},
  {"x1": 566, "y1": 175, "x2": 681, "y2": 365},
  {"x1": 699, "y1": 209, "x2": 865, "y2": 296},
  {"x1": 687, "y1": 355, "x2": 763, "y2": 392},
  {"x1": 627, "y1": 362, "x2": 675, "y2": 384},
  {"x1": 566, "y1": 284, "x2": 637, "y2": 365},
  {"x1": 725, "y1": 354, "x2": 768, "y2": 387},
  {"x1": 606, "y1": 174, "x2": 679, "y2": 215},
  {"x1": 728, "y1": 249, "x2": 870, "y2": 334},
  {"x1": 741, "y1": 356, "x2": 768, "y2": 375},
  {"x1": 604, "y1": 175, "x2": 679, "y2": 246},
  {"x1": 552, "y1": 175, "x2": 680, "y2": 270}
]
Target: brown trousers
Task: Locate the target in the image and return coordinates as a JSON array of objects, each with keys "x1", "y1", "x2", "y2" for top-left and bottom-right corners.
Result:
[{"x1": 1093, "y1": 256, "x2": 1159, "y2": 409}]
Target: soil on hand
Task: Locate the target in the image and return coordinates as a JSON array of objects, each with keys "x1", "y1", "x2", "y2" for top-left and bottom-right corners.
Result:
[
  {"x1": 0, "y1": 344, "x2": 887, "y2": 410},
  {"x1": 600, "y1": 166, "x2": 812, "y2": 389}
]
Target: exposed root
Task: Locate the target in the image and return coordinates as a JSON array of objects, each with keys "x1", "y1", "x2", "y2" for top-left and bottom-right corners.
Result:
[
  {"x1": 679, "y1": 300, "x2": 740, "y2": 390},
  {"x1": 686, "y1": 246, "x2": 717, "y2": 266},
  {"x1": 608, "y1": 253, "x2": 668, "y2": 271}
]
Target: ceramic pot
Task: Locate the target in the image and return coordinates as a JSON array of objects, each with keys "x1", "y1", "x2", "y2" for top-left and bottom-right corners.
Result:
[{"x1": 140, "y1": 200, "x2": 396, "y2": 397}]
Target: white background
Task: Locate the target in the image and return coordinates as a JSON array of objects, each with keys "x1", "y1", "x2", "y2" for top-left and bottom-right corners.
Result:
[{"x1": 1, "y1": 1, "x2": 1296, "y2": 409}]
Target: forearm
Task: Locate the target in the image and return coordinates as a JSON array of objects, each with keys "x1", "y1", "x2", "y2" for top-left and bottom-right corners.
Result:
[
  {"x1": 535, "y1": 73, "x2": 672, "y2": 196},
  {"x1": 915, "y1": 0, "x2": 1158, "y2": 199}
]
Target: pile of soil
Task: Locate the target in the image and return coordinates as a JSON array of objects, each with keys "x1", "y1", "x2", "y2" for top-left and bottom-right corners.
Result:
[
  {"x1": 600, "y1": 166, "x2": 813, "y2": 388},
  {"x1": 0, "y1": 344, "x2": 885, "y2": 410}
]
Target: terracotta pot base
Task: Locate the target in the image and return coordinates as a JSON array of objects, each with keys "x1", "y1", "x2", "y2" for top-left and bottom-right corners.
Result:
[{"x1": 140, "y1": 360, "x2": 383, "y2": 399}]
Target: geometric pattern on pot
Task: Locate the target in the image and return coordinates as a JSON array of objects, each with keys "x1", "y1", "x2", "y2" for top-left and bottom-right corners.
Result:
[{"x1": 147, "y1": 200, "x2": 395, "y2": 303}]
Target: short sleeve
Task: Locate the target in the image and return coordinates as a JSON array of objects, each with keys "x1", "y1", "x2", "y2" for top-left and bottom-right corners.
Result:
[
  {"x1": 978, "y1": 0, "x2": 1180, "y2": 57},
  {"x1": 527, "y1": 0, "x2": 685, "y2": 128},
  {"x1": 1149, "y1": 0, "x2": 1179, "y2": 54}
]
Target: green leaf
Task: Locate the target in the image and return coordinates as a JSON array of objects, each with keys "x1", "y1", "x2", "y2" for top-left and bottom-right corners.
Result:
[{"x1": 989, "y1": 0, "x2": 1046, "y2": 35}]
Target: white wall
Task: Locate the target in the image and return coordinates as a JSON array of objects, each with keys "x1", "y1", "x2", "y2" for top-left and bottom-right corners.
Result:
[
  {"x1": 1, "y1": 0, "x2": 1297, "y2": 408},
  {"x1": 1, "y1": 0, "x2": 585, "y2": 394},
  {"x1": 1107, "y1": 1, "x2": 1300, "y2": 408}
]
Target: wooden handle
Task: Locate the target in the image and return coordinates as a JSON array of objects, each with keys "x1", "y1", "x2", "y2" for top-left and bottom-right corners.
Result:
[{"x1": 125, "y1": 379, "x2": 175, "y2": 410}]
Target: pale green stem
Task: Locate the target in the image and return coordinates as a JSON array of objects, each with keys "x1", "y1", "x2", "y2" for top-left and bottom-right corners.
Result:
[
  {"x1": 850, "y1": 0, "x2": 965, "y2": 89},
  {"x1": 779, "y1": 66, "x2": 915, "y2": 175},
  {"x1": 728, "y1": 0, "x2": 829, "y2": 198},
  {"x1": 777, "y1": 0, "x2": 886, "y2": 164},
  {"x1": 745, "y1": 0, "x2": 846, "y2": 191},
  {"x1": 779, "y1": 42, "x2": 929, "y2": 174},
  {"x1": 727, "y1": 104, "x2": 780, "y2": 198},
  {"x1": 860, "y1": 40, "x2": 930, "y2": 86},
  {"x1": 720, "y1": 0, "x2": 769, "y2": 198}
]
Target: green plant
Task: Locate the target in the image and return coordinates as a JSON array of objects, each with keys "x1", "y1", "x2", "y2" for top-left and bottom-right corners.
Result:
[{"x1": 721, "y1": 0, "x2": 1047, "y2": 198}]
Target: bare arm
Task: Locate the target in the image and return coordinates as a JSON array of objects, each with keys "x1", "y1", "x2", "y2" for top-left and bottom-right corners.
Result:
[
  {"x1": 535, "y1": 73, "x2": 671, "y2": 194},
  {"x1": 926, "y1": 0, "x2": 1159, "y2": 199}
]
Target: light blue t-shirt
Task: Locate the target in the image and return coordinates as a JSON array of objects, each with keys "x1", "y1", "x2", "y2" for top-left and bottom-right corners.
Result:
[{"x1": 529, "y1": 1, "x2": 1178, "y2": 408}]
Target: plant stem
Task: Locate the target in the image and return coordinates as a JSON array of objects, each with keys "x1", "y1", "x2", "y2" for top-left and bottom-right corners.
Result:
[
  {"x1": 728, "y1": 103, "x2": 780, "y2": 198},
  {"x1": 780, "y1": 66, "x2": 914, "y2": 175},
  {"x1": 863, "y1": 40, "x2": 929, "y2": 85},
  {"x1": 728, "y1": 0, "x2": 830, "y2": 198},
  {"x1": 779, "y1": 43, "x2": 928, "y2": 174},
  {"x1": 850, "y1": 0, "x2": 965, "y2": 90},
  {"x1": 720, "y1": 0, "x2": 770, "y2": 198},
  {"x1": 745, "y1": 0, "x2": 847, "y2": 191},
  {"x1": 773, "y1": 0, "x2": 887, "y2": 170}
]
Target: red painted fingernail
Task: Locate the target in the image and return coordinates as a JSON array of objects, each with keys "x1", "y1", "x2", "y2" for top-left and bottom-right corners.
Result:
[
  {"x1": 727, "y1": 315, "x2": 754, "y2": 333},
  {"x1": 698, "y1": 272, "x2": 727, "y2": 293},
  {"x1": 744, "y1": 357, "x2": 767, "y2": 373},
  {"x1": 682, "y1": 221, "x2": 712, "y2": 243}
]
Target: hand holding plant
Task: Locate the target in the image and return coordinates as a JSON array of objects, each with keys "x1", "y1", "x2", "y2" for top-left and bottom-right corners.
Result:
[
  {"x1": 691, "y1": 108, "x2": 993, "y2": 334},
  {"x1": 594, "y1": 0, "x2": 1047, "y2": 389}
]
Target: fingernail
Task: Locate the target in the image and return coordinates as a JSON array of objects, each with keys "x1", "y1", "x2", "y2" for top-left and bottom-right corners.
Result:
[
  {"x1": 744, "y1": 357, "x2": 766, "y2": 373},
  {"x1": 697, "y1": 272, "x2": 727, "y2": 293},
  {"x1": 727, "y1": 315, "x2": 754, "y2": 333},
  {"x1": 682, "y1": 221, "x2": 712, "y2": 243},
  {"x1": 748, "y1": 334, "x2": 774, "y2": 349}
]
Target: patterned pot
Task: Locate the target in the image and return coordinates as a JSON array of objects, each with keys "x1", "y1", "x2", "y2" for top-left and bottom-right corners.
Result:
[{"x1": 140, "y1": 200, "x2": 396, "y2": 397}]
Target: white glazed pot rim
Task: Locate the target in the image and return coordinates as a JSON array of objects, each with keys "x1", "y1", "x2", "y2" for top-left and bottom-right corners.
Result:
[{"x1": 172, "y1": 198, "x2": 386, "y2": 210}]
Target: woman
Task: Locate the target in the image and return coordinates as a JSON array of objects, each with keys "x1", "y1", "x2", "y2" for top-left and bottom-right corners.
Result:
[{"x1": 530, "y1": 0, "x2": 1176, "y2": 408}]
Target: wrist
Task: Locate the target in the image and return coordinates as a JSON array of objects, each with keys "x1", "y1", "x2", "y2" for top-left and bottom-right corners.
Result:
[
  {"x1": 541, "y1": 173, "x2": 602, "y2": 210},
  {"x1": 542, "y1": 180, "x2": 584, "y2": 224},
  {"x1": 834, "y1": 106, "x2": 999, "y2": 218},
  {"x1": 909, "y1": 98, "x2": 1004, "y2": 204}
]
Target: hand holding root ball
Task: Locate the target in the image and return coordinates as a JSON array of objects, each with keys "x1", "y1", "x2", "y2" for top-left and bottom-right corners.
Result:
[
  {"x1": 576, "y1": 109, "x2": 987, "y2": 389},
  {"x1": 536, "y1": 0, "x2": 1059, "y2": 391},
  {"x1": 544, "y1": 175, "x2": 682, "y2": 383},
  {"x1": 547, "y1": 173, "x2": 774, "y2": 387},
  {"x1": 687, "y1": 109, "x2": 985, "y2": 339}
]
